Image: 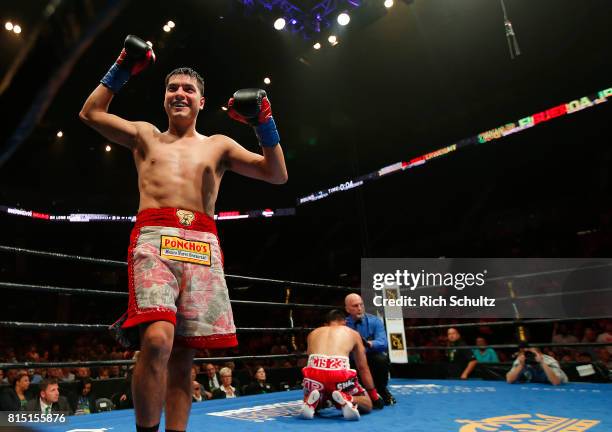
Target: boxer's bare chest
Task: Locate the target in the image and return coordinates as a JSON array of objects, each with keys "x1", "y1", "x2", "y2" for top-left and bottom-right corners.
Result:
[
  {"x1": 135, "y1": 134, "x2": 224, "y2": 184},
  {"x1": 134, "y1": 133, "x2": 227, "y2": 214}
]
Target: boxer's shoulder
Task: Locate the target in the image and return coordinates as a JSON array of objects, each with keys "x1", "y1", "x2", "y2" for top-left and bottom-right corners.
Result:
[
  {"x1": 209, "y1": 134, "x2": 251, "y2": 164},
  {"x1": 344, "y1": 326, "x2": 362, "y2": 341},
  {"x1": 134, "y1": 121, "x2": 159, "y2": 136},
  {"x1": 132, "y1": 122, "x2": 161, "y2": 148},
  {"x1": 208, "y1": 133, "x2": 237, "y2": 148}
]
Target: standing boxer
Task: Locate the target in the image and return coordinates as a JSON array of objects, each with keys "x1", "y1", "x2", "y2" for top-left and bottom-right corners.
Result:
[{"x1": 79, "y1": 35, "x2": 287, "y2": 432}]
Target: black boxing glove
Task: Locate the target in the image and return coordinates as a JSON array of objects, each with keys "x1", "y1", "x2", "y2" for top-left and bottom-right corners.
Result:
[
  {"x1": 101, "y1": 35, "x2": 155, "y2": 93},
  {"x1": 227, "y1": 89, "x2": 280, "y2": 147}
]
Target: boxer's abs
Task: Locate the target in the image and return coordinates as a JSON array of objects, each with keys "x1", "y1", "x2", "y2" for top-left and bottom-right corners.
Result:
[{"x1": 134, "y1": 139, "x2": 223, "y2": 217}]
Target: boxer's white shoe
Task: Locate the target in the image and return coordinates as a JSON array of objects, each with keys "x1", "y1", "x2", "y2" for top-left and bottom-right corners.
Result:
[
  {"x1": 300, "y1": 390, "x2": 321, "y2": 419},
  {"x1": 332, "y1": 390, "x2": 360, "y2": 421}
]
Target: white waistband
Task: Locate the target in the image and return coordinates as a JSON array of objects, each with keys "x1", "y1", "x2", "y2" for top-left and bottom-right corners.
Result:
[{"x1": 307, "y1": 354, "x2": 350, "y2": 370}]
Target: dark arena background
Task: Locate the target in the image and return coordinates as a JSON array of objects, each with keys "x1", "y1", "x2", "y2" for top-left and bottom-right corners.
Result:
[{"x1": 0, "y1": 1, "x2": 611, "y2": 431}]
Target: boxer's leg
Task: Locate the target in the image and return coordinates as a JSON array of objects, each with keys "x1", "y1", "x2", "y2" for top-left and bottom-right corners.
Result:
[
  {"x1": 164, "y1": 345, "x2": 195, "y2": 431},
  {"x1": 129, "y1": 226, "x2": 181, "y2": 431},
  {"x1": 133, "y1": 321, "x2": 175, "y2": 430}
]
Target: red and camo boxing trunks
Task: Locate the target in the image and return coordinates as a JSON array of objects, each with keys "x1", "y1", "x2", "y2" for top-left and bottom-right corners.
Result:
[
  {"x1": 302, "y1": 354, "x2": 365, "y2": 405},
  {"x1": 110, "y1": 208, "x2": 237, "y2": 350}
]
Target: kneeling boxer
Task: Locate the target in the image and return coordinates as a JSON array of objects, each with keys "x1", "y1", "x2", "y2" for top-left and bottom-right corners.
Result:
[{"x1": 301, "y1": 309, "x2": 384, "y2": 421}]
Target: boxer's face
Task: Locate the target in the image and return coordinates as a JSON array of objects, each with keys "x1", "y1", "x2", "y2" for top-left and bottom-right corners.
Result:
[{"x1": 164, "y1": 75, "x2": 205, "y2": 122}]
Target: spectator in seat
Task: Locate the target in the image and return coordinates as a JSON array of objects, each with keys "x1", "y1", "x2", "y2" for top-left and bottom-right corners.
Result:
[
  {"x1": 26, "y1": 378, "x2": 73, "y2": 414},
  {"x1": 192, "y1": 381, "x2": 204, "y2": 402},
  {"x1": 0, "y1": 370, "x2": 31, "y2": 411},
  {"x1": 472, "y1": 336, "x2": 499, "y2": 363},
  {"x1": 446, "y1": 328, "x2": 478, "y2": 379},
  {"x1": 202, "y1": 363, "x2": 220, "y2": 400},
  {"x1": 70, "y1": 378, "x2": 98, "y2": 415},
  {"x1": 212, "y1": 367, "x2": 239, "y2": 399},
  {"x1": 243, "y1": 366, "x2": 275, "y2": 395}
]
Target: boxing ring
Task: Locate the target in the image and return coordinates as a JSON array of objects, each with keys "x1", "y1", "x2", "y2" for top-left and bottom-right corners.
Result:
[
  {"x1": 1, "y1": 245, "x2": 611, "y2": 432},
  {"x1": 26, "y1": 378, "x2": 611, "y2": 432}
]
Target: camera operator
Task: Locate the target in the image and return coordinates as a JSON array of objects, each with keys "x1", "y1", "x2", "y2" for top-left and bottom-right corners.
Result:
[{"x1": 506, "y1": 343, "x2": 568, "y2": 385}]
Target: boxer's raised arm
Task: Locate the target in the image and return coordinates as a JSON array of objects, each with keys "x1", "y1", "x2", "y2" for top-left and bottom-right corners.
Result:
[
  {"x1": 221, "y1": 135, "x2": 288, "y2": 184},
  {"x1": 79, "y1": 85, "x2": 145, "y2": 149},
  {"x1": 79, "y1": 35, "x2": 155, "y2": 149},
  {"x1": 225, "y1": 89, "x2": 288, "y2": 184}
]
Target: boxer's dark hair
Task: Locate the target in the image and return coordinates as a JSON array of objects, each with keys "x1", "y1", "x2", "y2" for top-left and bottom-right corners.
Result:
[
  {"x1": 165, "y1": 67, "x2": 205, "y2": 95},
  {"x1": 325, "y1": 309, "x2": 346, "y2": 323}
]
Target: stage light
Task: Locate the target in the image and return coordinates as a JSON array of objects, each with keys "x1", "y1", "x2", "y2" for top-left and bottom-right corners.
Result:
[
  {"x1": 384, "y1": 0, "x2": 394, "y2": 8},
  {"x1": 221, "y1": 106, "x2": 228, "y2": 111},
  {"x1": 274, "y1": 18, "x2": 286, "y2": 30},
  {"x1": 337, "y1": 13, "x2": 350, "y2": 26},
  {"x1": 328, "y1": 35, "x2": 337, "y2": 44},
  {"x1": 5, "y1": 22, "x2": 13, "y2": 31},
  {"x1": 313, "y1": 42, "x2": 321, "y2": 50},
  {"x1": 167, "y1": 20, "x2": 175, "y2": 28},
  {"x1": 163, "y1": 25, "x2": 171, "y2": 32},
  {"x1": 264, "y1": 77, "x2": 271, "y2": 85},
  {"x1": 105, "y1": 145, "x2": 112, "y2": 152},
  {"x1": 56, "y1": 131, "x2": 63, "y2": 138},
  {"x1": 13, "y1": 25, "x2": 21, "y2": 34}
]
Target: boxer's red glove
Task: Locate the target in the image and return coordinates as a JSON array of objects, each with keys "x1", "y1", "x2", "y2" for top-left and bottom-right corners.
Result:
[
  {"x1": 227, "y1": 89, "x2": 279, "y2": 147},
  {"x1": 367, "y1": 388, "x2": 384, "y2": 410}
]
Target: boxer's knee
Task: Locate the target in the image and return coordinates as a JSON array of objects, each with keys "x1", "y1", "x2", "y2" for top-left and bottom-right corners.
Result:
[{"x1": 140, "y1": 322, "x2": 174, "y2": 366}]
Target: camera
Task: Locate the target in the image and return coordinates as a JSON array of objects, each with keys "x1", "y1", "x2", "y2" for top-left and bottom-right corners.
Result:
[{"x1": 524, "y1": 350, "x2": 538, "y2": 366}]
